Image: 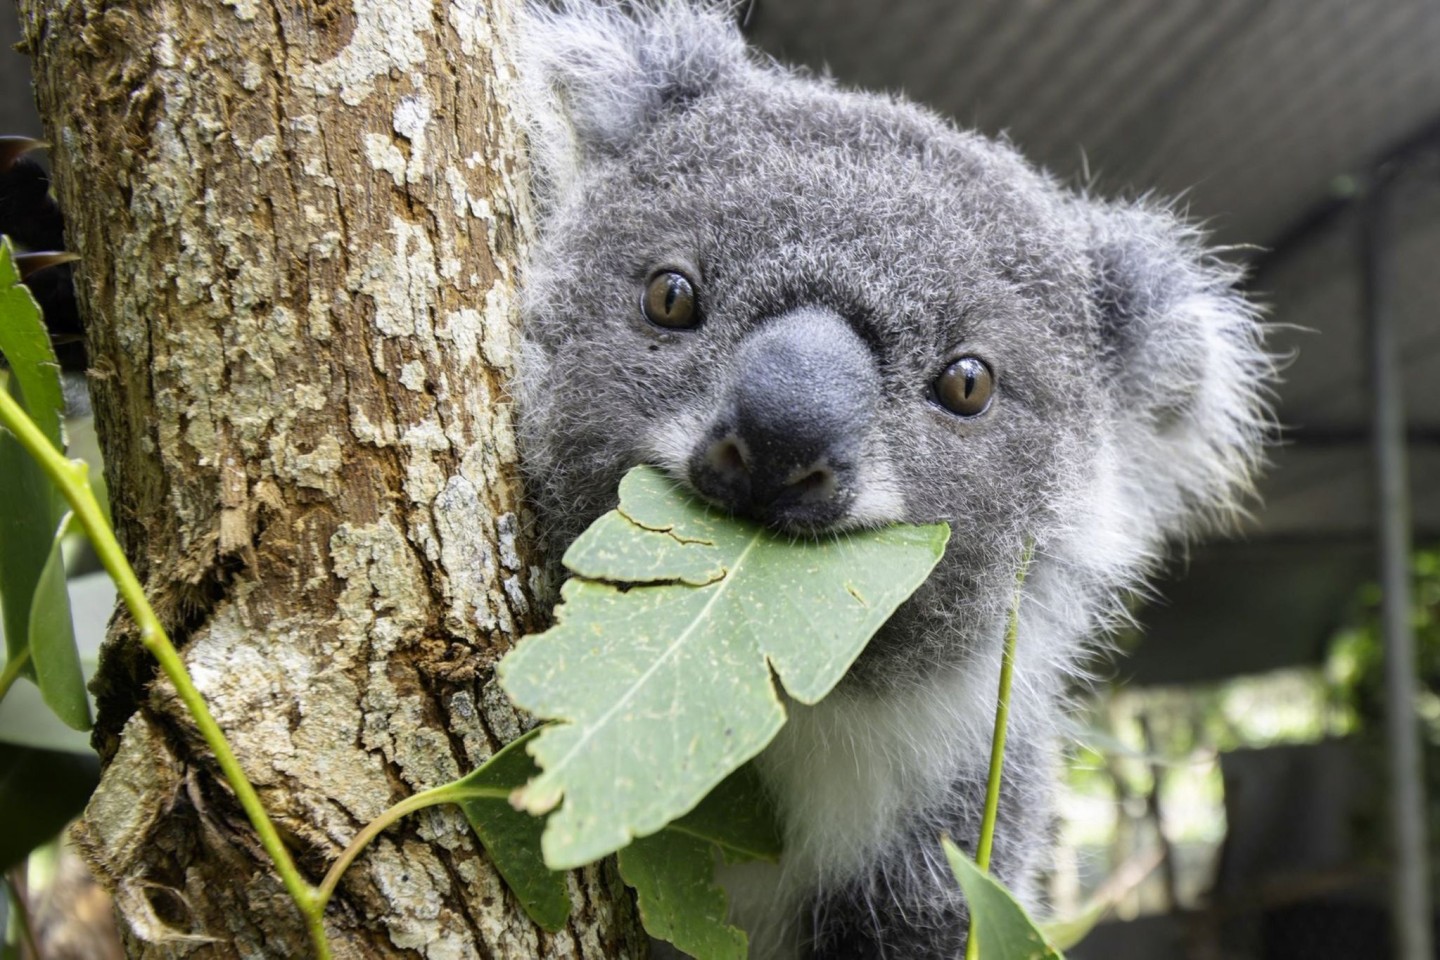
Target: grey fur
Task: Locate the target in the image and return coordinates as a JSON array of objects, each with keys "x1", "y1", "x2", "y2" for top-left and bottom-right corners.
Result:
[{"x1": 515, "y1": 3, "x2": 1271, "y2": 957}]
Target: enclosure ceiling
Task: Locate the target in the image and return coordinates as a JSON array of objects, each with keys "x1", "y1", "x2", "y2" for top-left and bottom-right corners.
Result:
[{"x1": 750, "y1": 0, "x2": 1440, "y2": 684}]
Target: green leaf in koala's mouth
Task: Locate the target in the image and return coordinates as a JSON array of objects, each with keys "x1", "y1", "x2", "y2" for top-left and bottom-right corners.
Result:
[{"x1": 497, "y1": 464, "x2": 949, "y2": 869}]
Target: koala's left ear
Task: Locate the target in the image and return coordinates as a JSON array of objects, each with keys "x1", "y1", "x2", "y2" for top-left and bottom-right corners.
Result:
[
  {"x1": 518, "y1": 2, "x2": 749, "y2": 204},
  {"x1": 1086, "y1": 202, "x2": 1273, "y2": 540}
]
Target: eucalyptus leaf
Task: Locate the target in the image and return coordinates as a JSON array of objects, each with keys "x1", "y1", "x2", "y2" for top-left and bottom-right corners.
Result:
[
  {"x1": 0, "y1": 238, "x2": 74, "y2": 701},
  {"x1": 27, "y1": 513, "x2": 88, "y2": 730},
  {"x1": 500, "y1": 466, "x2": 948, "y2": 868},
  {"x1": 0, "y1": 572, "x2": 108, "y2": 751},
  {"x1": 1036, "y1": 899, "x2": 1107, "y2": 952},
  {"x1": 614, "y1": 764, "x2": 779, "y2": 958},
  {"x1": 0, "y1": 238, "x2": 64, "y2": 451},
  {"x1": 943, "y1": 836, "x2": 1063, "y2": 960},
  {"x1": 0, "y1": 377, "x2": 72, "y2": 686},
  {"x1": 448, "y1": 742, "x2": 782, "y2": 936},
  {"x1": 665, "y1": 762, "x2": 781, "y2": 866},
  {"x1": 617, "y1": 831, "x2": 746, "y2": 960},
  {"x1": 449, "y1": 730, "x2": 571, "y2": 933}
]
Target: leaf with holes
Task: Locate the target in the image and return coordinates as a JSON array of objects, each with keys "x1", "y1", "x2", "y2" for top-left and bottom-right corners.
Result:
[{"x1": 498, "y1": 465, "x2": 948, "y2": 869}]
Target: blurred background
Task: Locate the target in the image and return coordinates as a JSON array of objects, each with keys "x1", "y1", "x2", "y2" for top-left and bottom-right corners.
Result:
[
  {"x1": 745, "y1": 1, "x2": 1440, "y2": 957},
  {"x1": 2, "y1": 1, "x2": 1439, "y2": 958}
]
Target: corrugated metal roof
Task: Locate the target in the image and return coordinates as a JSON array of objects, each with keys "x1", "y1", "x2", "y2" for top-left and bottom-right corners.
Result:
[{"x1": 752, "y1": 0, "x2": 1440, "y2": 246}]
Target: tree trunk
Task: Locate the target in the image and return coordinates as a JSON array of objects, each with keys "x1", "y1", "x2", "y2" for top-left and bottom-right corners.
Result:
[{"x1": 15, "y1": 0, "x2": 644, "y2": 955}]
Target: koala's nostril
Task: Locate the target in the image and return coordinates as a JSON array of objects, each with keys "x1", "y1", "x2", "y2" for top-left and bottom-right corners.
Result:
[
  {"x1": 707, "y1": 435, "x2": 749, "y2": 480},
  {"x1": 785, "y1": 464, "x2": 837, "y2": 504},
  {"x1": 689, "y1": 432, "x2": 755, "y2": 513}
]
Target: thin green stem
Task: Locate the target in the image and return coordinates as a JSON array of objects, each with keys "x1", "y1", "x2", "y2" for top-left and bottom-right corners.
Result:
[
  {"x1": 0, "y1": 388, "x2": 330, "y2": 959},
  {"x1": 0, "y1": 648, "x2": 31, "y2": 703},
  {"x1": 315, "y1": 783, "x2": 510, "y2": 911},
  {"x1": 965, "y1": 540, "x2": 1034, "y2": 960}
]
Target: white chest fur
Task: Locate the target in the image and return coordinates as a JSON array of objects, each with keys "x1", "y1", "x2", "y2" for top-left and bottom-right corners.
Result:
[{"x1": 718, "y1": 655, "x2": 1005, "y2": 959}]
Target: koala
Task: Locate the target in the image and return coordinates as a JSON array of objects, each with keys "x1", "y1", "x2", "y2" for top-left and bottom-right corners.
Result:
[
  {"x1": 0, "y1": 1, "x2": 1266, "y2": 955},
  {"x1": 515, "y1": 3, "x2": 1270, "y2": 958}
]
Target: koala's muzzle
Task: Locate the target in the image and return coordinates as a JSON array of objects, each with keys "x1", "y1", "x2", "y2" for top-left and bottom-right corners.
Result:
[{"x1": 688, "y1": 307, "x2": 879, "y2": 528}]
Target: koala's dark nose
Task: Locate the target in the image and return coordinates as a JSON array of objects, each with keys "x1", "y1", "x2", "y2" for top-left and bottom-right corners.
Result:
[{"x1": 688, "y1": 307, "x2": 879, "y2": 528}]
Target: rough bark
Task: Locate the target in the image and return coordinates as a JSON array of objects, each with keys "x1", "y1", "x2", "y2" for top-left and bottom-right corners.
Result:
[{"x1": 15, "y1": 0, "x2": 645, "y2": 956}]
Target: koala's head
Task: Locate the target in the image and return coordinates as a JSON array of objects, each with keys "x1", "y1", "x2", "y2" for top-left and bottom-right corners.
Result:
[{"x1": 516, "y1": 2, "x2": 1271, "y2": 676}]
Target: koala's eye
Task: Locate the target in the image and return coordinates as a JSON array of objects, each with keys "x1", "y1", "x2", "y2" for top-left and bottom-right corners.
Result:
[
  {"x1": 934, "y1": 356, "x2": 995, "y2": 417},
  {"x1": 642, "y1": 271, "x2": 699, "y2": 329}
]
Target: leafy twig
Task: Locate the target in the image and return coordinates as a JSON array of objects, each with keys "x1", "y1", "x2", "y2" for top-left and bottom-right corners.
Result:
[{"x1": 0, "y1": 387, "x2": 332, "y2": 959}]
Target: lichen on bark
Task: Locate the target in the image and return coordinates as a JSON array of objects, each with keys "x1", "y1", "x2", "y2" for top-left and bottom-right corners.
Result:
[{"x1": 15, "y1": 0, "x2": 643, "y2": 955}]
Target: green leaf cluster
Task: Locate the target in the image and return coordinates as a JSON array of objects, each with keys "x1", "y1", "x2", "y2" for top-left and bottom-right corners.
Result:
[
  {"x1": 421, "y1": 465, "x2": 941, "y2": 955},
  {"x1": 499, "y1": 465, "x2": 949, "y2": 870},
  {"x1": 447, "y1": 734, "x2": 778, "y2": 957},
  {"x1": 0, "y1": 237, "x2": 87, "y2": 732},
  {"x1": 0, "y1": 238, "x2": 97, "y2": 880}
]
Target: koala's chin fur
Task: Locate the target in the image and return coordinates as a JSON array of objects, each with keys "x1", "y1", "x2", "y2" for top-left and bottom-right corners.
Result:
[{"x1": 514, "y1": 3, "x2": 1273, "y2": 957}]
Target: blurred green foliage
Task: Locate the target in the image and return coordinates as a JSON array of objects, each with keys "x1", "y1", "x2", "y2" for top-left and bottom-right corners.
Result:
[{"x1": 1327, "y1": 548, "x2": 1440, "y2": 736}]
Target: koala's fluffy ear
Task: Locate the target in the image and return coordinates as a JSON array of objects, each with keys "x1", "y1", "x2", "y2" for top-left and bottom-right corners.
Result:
[
  {"x1": 519, "y1": 2, "x2": 748, "y2": 202},
  {"x1": 1087, "y1": 203, "x2": 1273, "y2": 541}
]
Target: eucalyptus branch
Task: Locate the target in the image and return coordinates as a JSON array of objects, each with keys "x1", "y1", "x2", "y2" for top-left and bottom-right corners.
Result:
[
  {"x1": 965, "y1": 539, "x2": 1034, "y2": 960},
  {"x1": 0, "y1": 387, "x2": 332, "y2": 959}
]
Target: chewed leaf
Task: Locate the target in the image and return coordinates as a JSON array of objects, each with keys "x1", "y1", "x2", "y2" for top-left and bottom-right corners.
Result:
[
  {"x1": 499, "y1": 465, "x2": 948, "y2": 868},
  {"x1": 943, "y1": 836, "x2": 1064, "y2": 960}
]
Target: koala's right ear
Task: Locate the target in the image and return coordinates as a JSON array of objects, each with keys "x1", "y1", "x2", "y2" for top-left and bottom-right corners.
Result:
[
  {"x1": 519, "y1": 2, "x2": 748, "y2": 202},
  {"x1": 1084, "y1": 202, "x2": 1274, "y2": 544}
]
